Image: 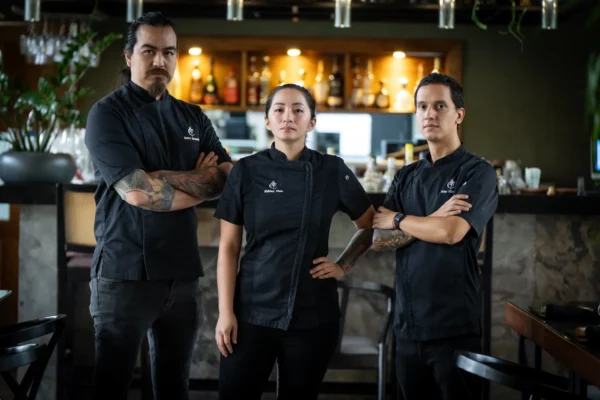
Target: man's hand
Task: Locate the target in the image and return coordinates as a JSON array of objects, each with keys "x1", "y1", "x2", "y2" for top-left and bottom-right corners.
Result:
[
  {"x1": 310, "y1": 257, "x2": 345, "y2": 279},
  {"x1": 430, "y1": 194, "x2": 471, "y2": 217},
  {"x1": 196, "y1": 151, "x2": 219, "y2": 169},
  {"x1": 372, "y1": 206, "x2": 397, "y2": 230}
]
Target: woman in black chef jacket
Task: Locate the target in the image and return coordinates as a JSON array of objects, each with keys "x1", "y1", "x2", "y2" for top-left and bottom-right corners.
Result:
[{"x1": 214, "y1": 83, "x2": 376, "y2": 400}]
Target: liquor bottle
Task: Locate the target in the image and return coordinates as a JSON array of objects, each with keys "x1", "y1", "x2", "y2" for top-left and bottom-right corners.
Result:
[
  {"x1": 350, "y1": 58, "x2": 363, "y2": 108},
  {"x1": 414, "y1": 61, "x2": 425, "y2": 94},
  {"x1": 374, "y1": 80, "x2": 390, "y2": 109},
  {"x1": 189, "y1": 60, "x2": 202, "y2": 104},
  {"x1": 295, "y1": 68, "x2": 307, "y2": 87},
  {"x1": 394, "y1": 77, "x2": 414, "y2": 112},
  {"x1": 223, "y1": 66, "x2": 239, "y2": 105},
  {"x1": 432, "y1": 57, "x2": 441, "y2": 74},
  {"x1": 279, "y1": 70, "x2": 287, "y2": 86},
  {"x1": 327, "y1": 56, "x2": 344, "y2": 108},
  {"x1": 313, "y1": 59, "x2": 329, "y2": 106},
  {"x1": 259, "y1": 56, "x2": 271, "y2": 105},
  {"x1": 202, "y1": 56, "x2": 219, "y2": 105},
  {"x1": 247, "y1": 56, "x2": 260, "y2": 106},
  {"x1": 167, "y1": 67, "x2": 181, "y2": 99},
  {"x1": 362, "y1": 59, "x2": 375, "y2": 108}
]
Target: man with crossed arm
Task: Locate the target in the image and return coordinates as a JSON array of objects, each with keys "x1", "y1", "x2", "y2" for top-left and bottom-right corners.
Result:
[
  {"x1": 372, "y1": 73, "x2": 498, "y2": 400},
  {"x1": 84, "y1": 12, "x2": 232, "y2": 400}
]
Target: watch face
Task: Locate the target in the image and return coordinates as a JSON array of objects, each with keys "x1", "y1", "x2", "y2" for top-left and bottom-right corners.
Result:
[{"x1": 394, "y1": 213, "x2": 403, "y2": 228}]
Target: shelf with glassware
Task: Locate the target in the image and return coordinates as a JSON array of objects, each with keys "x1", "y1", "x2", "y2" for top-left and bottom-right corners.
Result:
[{"x1": 168, "y1": 37, "x2": 462, "y2": 115}]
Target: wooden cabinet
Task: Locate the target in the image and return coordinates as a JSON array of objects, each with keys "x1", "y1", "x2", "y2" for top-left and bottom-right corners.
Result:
[{"x1": 174, "y1": 36, "x2": 463, "y2": 114}]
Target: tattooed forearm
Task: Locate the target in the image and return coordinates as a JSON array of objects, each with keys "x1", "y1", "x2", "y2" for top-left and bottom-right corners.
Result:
[
  {"x1": 372, "y1": 229, "x2": 415, "y2": 252},
  {"x1": 154, "y1": 166, "x2": 227, "y2": 201},
  {"x1": 335, "y1": 228, "x2": 374, "y2": 275},
  {"x1": 114, "y1": 169, "x2": 175, "y2": 211}
]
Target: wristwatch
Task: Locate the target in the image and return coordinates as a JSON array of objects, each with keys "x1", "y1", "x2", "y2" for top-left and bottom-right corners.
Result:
[{"x1": 393, "y1": 213, "x2": 406, "y2": 229}]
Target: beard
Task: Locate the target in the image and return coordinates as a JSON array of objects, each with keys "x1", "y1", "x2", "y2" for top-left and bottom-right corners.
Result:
[
  {"x1": 148, "y1": 79, "x2": 167, "y2": 97},
  {"x1": 147, "y1": 68, "x2": 170, "y2": 97}
]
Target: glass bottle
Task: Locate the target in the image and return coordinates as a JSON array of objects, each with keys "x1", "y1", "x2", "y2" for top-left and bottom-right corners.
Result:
[{"x1": 327, "y1": 56, "x2": 344, "y2": 108}]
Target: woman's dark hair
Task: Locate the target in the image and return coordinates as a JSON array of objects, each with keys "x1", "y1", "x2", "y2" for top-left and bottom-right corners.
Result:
[
  {"x1": 414, "y1": 72, "x2": 464, "y2": 109},
  {"x1": 118, "y1": 11, "x2": 176, "y2": 86},
  {"x1": 265, "y1": 83, "x2": 317, "y2": 119}
]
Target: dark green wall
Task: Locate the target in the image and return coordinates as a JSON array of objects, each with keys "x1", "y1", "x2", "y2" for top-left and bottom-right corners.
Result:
[{"x1": 81, "y1": 16, "x2": 598, "y2": 186}]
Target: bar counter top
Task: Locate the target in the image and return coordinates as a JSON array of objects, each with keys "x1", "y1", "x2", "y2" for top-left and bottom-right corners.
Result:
[{"x1": 1, "y1": 183, "x2": 599, "y2": 214}]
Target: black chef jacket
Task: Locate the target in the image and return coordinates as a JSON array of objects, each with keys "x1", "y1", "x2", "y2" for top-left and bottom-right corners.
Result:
[
  {"x1": 85, "y1": 81, "x2": 231, "y2": 281},
  {"x1": 383, "y1": 145, "x2": 498, "y2": 341},
  {"x1": 214, "y1": 145, "x2": 372, "y2": 331}
]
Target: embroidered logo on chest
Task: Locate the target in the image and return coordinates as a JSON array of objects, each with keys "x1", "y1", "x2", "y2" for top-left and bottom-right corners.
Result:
[
  {"x1": 264, "y1": 180, "x2": 284, "y2": 193},
  {"x1": 440, "y1": 178, "x2": 457, "y2": 194},
  {"x1": 184, "y1": 126, "x2": 199, "y2": 141}
]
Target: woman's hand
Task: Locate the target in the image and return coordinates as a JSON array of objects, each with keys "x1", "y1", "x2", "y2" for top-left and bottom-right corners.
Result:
[
  {"x1": 310, "y1": 257, "x2": 345, "y2": 279},
  {"x1": 215, "y1": 311, "x2": 238, "y2": 357}
]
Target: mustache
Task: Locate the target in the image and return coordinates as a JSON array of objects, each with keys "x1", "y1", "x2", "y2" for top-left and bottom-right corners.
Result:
[{"x1": 148, "y1": 68, "x2": 170, "y2": 78}]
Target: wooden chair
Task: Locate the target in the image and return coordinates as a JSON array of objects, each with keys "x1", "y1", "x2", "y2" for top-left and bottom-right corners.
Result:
[{"x1": 56, "y1": 183, "x2": 97, "y2": 400}]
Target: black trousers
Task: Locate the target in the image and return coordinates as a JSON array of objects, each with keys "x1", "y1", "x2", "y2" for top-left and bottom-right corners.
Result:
[
  {"x1": 395, "y1": 334, "x2": 482, "y2": 400},
  {"x1": 89, "y1": 277, "x2": 203, "y2": 400},
  {"x1": 218, "y1": 319, "x2": 340, "y2": 400}
]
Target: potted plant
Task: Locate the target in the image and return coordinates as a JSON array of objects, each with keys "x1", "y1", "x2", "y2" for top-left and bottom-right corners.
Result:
[
  {"x1": 0, "y1": 27, "x2": 120, "y2": 184},
  {"x1": 587, "y1": 51, "x2": 600, "y2": 180}
]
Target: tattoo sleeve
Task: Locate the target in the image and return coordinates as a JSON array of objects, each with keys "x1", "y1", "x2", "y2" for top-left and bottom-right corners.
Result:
[
  {"x1": 154, "y1": 166, "x2": 227, "y2": 201},
  {"x1": 372, "y1": 229, "x2": 416, "y2": 252},
  {"x1": 114, "y1": 169, "x2": 175, "y2": 211},
  {"x1": 335, "y1": 228, "x2": 374, "y2": 275}
]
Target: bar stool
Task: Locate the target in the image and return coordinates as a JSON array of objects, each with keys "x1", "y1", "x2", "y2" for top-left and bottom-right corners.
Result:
[
  {"x1": 0, "y1": 314, "x2": 66, "y2": 399},
  {"x1": 455, "y1": 351, "x2": 581, "y2": 400}
]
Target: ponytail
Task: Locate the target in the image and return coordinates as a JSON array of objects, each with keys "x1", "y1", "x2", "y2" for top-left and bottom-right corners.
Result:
[{"x1": 116, "y1": 66, "x2": 132, "y2": 88}]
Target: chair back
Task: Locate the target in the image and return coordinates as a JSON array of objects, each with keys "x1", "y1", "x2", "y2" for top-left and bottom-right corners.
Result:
[
  {"x1": 0, "y1": 314, "x2": 66, "y2": 399},
  {"x1": 455, "y1": 351, "x2": 580, "y2": 400},
  {"x1": 56, "y1": 184, "x2": 97, "y2": 253},
  {"x1": 336, "y1": 277, "x2": 395, "y2": 352}
]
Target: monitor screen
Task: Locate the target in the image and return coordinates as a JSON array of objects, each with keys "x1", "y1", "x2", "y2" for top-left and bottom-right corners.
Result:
[
  {"x1": 597, "y1": 139, "x2": 600, "y2": 171},
  {"x1": 592, "y1": 138, "x2": 600, "y2": 179}
]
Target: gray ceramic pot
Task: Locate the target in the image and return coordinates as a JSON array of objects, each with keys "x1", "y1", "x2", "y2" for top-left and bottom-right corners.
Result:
[{"x1": 0, "y1": 151, "x2": 76, "y2": 184}]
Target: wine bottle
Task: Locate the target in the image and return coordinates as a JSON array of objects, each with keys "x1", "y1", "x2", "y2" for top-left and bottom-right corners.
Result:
[
  {"x1": 202, "y1": 56, "x2": 219, "y2": 105},
  {"x1": 223, "y1": 66, "x2": 239, "y2": 105},
  {"x1": 247, "y1": 56, "x2": 260, "y2": 106},
  {"x1": 189, "y1": 60, "x2": 202, "y2": 104},
  {"x1": 327, "y1": 57, "x2": 344, "y2": 108},
  {"x1": 313, "y1": 60, "x2": 329, "y2": 106}
]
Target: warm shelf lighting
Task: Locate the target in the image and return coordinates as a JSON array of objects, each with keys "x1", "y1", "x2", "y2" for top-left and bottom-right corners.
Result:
[
  {"x1": 287, "y1": 48, "x2": 301, "y2": 57},
  {"x1": 438, "y1": 0, "x2": 455, "y2": 30},
  {"x1": 393, "y1": 51, "x2": 406, "y2": 59},
  {"x1": 188, "y1": 47, "x2": 202, "y2": 56}
]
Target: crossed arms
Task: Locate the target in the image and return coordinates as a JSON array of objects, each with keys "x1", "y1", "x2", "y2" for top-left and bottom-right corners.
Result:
[
  {"x1": 371, "y1": 194, "x2": 473, "y2": 251},
  {"x1": 114, "y1": 152, "x2": 233, "y2": 212}
]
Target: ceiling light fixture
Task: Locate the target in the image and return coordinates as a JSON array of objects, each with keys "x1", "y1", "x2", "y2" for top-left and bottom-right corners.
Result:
[
  {"x1": 188, "y1": 47, "x2": 202, "y2": 56},
  {"x1": 439, "y1": 0, "x2": 455, "y2": 29},
  {"x1": 542, "y1": 0, "x2": 557, "y2": 30},
  {"x1": 24, "y1": 0, "x2": 40, "y2": 22},
  {"x1": 127, "y1": 0, "x2": 143, "y2": 22},
  {"x1": 227, "y1": 0, "x2": 244, "y2": 21},
  {"x1": 334, "y1": 0, "x2": 351, "y2": 28}
]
